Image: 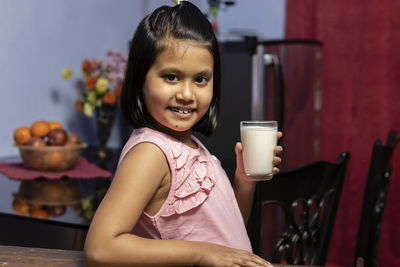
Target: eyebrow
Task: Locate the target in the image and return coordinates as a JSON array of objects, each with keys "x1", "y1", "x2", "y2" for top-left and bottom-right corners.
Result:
[
  {"x1": 159, "y1": 67, "x2": 213, "y2": 77},
  {"x1": 197, "y1": 70, "x2": 213, "y2": 77}
]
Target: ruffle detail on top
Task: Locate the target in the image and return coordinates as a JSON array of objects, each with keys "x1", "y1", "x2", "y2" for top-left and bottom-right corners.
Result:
[{"x1": 162, "y1": 143, "x2": 216, "y2": 217}]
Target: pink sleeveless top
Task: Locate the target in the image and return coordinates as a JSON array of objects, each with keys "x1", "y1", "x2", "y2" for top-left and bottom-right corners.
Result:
[{"x1": 118, "y1": 128, "x2": 252, "y2": 252}]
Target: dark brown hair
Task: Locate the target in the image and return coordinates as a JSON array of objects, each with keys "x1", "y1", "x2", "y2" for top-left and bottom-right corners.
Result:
[{"x1": 120, "y1": 2, "x2": 221, "y2": 136}]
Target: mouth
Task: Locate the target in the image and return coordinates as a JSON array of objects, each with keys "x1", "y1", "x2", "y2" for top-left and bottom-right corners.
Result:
[{"x1": 169, "y1": 107, "x2": 195, "y2": 114}]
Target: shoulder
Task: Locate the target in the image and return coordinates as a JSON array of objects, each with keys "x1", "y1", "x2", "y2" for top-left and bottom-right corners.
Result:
[
  {"x1": 120, "y1": 141, "x2": 168, "y2": 175},
  {"x1": 111, "y1": 141, "x2": 170, "y2": 206},
  {"x1": 118, "y1": 128, "x2": 173, "y2": 184},
  {"x1": 119, "y1": 128, "x2": 173, "y2": 166}
]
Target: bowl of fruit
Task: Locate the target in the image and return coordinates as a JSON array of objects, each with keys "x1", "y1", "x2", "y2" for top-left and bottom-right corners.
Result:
[{"x1": 14, "y1": 120, "x2": 87, "y2": 171}]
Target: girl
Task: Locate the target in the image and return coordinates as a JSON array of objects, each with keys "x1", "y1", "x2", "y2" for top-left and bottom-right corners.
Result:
[{"x1": 84, "y1": 2, "x2": 282, "y2": 266}]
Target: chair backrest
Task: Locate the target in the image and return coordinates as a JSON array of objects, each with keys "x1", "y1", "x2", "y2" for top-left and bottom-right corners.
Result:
[
  {"x1": 247, "y1": 151, "x2": 350, "y2": 266},
  {"x1": 354, "y1": 131, "x2": 398, "y2": 267}
]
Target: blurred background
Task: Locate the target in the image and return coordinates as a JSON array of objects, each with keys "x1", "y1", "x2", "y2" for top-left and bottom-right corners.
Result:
[
  {"x1": 0, "y1": 0, "x2": 285, "y2": 157},
  {"x1": 1, "y1": 0, "x2": 399, "y2": 266}
]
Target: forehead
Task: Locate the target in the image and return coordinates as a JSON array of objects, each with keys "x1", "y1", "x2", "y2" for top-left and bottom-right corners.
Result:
[{"x1": 154, "y1": 38, "x2": 214, "y2": 67}]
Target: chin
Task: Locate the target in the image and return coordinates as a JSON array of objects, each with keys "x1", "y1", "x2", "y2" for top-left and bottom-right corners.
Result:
[
  {"x1": 151, "y1": 121, "x2": 191, "y2": 134},
  {"x1": 167, "y1": 122, "x2": 192, "y2": 132}
]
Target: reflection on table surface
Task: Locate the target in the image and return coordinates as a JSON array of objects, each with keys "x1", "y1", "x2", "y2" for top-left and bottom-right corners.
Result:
[
  {"x1": 0, "y1": 146, "x2": 118, "y2": 226},
  {"x1": 0, "y1": 168, "x2": 110, "y2": 225},
  {"x1": 0, "y1": 149, "x2": 117, "y2": 250},
  {"x1": 12, "y1": 179, "x2": 82, "y2": 220}
]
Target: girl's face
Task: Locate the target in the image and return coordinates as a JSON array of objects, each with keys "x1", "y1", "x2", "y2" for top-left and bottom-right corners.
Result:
[{"x1": 142, "y1": 38, "x2": 214, "y2": 137}]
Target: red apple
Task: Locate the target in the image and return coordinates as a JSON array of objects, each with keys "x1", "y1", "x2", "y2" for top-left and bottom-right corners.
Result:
[
  {"x1": 26, "y1": 136, "x2": 46, "y2": 147},
  {"x1": 47, "y1": 128, "x2": 68, "y2": 146}
]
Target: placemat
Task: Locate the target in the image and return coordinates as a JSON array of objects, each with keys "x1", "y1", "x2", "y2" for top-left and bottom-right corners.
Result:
[{"x1": 0, "y1": 156, "x2": 112, "y2": 181}]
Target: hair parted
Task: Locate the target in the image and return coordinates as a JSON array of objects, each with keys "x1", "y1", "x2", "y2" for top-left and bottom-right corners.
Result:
[{"x1": 120, "y1": 1, "x2": 221, "y2": 136}]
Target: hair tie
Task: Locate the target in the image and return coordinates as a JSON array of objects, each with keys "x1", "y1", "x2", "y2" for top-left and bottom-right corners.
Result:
[{"x1": 172, "y1": 0, "x2": 188, "y2": 5}]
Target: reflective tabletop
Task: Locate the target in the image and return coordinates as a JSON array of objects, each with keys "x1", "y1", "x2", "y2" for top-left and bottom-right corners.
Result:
[
  {"x1": 0, "y1": 147, "x2": 119, "y2": 250},
  {"x1": 0, "y1": 155, "x2": 112, "y2": 226}
]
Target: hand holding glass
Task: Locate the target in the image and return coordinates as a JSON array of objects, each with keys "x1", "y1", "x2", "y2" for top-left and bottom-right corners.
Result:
[{"x1": 240, "y1": 121, "x2": 278, "y2": 181}]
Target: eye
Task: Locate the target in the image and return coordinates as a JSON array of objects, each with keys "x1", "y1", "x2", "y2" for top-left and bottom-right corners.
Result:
[
  {"x1": 195, "y1": 76, "x2": 209, "y2": 85},
  {"x1": 163, "y1": 74, "x2": 178, "y2": 82}
]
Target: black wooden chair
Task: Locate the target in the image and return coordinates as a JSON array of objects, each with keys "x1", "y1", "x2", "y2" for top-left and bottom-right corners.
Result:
[
  {"x1": 354, "y1": 131, "x2": 398, "y2": 267},
  {"x1": 247, "y1": 151, "x2": 350, "y2": 266}
]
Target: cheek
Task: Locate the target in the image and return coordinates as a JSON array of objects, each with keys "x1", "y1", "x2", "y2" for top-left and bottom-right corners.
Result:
[
  {"x1": 197, "y1": 90, "x2": 213, "y2": 119},
  {"x1": 143, "y1": 85, "x2": 164, "y2": 108}
]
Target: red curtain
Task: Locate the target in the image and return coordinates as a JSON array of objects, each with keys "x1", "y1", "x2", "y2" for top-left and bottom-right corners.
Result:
[{"x1": 285, "y1": 1, "x2": 400, "y2": 266}]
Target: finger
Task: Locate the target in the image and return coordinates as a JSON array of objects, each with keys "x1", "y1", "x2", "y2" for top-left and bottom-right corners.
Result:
[
  {"x1": 235, "y1": 142, "x2": 243, "y2": 164},
  {"x1": 244, "y1": 261, "x2": 269, "y2": 267},
  {"x1": 274, "y1": 145, "x2": 283, "y2": 154},
  {"x1": 235, "y1": 142, "x2": 245, "y2": 173},
  {"x1": 232, "y1": 253, "x2": 268, "y2": 267},
  {"x1": 244, "y1": 256, "x2": 273, "y2": 267},
  {"x1": 230, "y1": 249, "x2": 272, "y2": 267},
  {"x1": 273, "y1": 156, "x2": 282, "y2": 166},
  {"x1": 252, "y1": 256, "x2": 273, "y2": 267},
  {"x1": 235, "y1": 142, "x2": 243, "y2": 154},
  {"x1": 277, "y1": 131, "x2": 283, "y2": 139},
  {"x1": 272, "y1": 167, "x2": 280, "y2": 175}
]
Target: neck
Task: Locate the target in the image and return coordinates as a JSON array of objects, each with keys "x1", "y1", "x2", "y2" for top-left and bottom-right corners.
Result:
[{"x1": 147, "y1": 118, "x2": 197, "y2": 149}]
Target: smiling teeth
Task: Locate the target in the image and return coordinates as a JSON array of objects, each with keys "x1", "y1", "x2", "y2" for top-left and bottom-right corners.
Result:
[{"x1": 171, "y1": 107, "x2": 192, "y2": 114}]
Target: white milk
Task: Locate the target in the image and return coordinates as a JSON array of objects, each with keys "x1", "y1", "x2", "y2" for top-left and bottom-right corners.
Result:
[{"x1": 241, "y1": 126, "x2": 277, "y2": 180}]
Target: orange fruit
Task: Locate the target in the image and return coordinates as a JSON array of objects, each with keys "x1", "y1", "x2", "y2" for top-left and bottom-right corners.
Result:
[
  {"x1": 29, "y1": 208, "x2": 50, "y2": 219},
  {"x1": 12, "y1": 198, "x2": 30, "y2": 215},
  {"x1": 13, "y1": 126, "x2": 32, "y2": 145},
  {"x1": 48, "y1": 121, "x2": 64, "y2": 130},
  {"x1": 31, "y1": 120, "x2": 50, "y2": 137}
]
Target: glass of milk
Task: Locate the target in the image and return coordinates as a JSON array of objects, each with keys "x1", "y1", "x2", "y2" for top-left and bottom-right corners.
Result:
[{"x1": 240, "y1": 121, "x2": 278, "y2": 181}]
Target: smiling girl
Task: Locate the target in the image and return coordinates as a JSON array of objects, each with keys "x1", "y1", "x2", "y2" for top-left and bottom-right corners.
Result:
[{"x1": 84, "y1": 2, "x2": 282, "y2": 266}]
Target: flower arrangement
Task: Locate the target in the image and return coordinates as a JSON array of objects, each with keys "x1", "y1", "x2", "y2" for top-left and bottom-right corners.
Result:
[{"x1": 62, "y1": 50, "x2": 127, "y2": 117}]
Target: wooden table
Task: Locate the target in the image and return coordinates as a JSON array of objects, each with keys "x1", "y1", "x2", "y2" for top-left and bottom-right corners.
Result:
[
  {"x1": 0, "y1": 244, "x2": 321, "y2": 267},
  {"x1": 0, "y1": 245, "x2": 86, "y2": 266}
]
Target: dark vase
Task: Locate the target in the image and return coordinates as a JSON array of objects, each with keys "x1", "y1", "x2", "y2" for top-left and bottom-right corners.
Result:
[{"x1": 95, "y1": 105, "x2": 116, "y2": 168}]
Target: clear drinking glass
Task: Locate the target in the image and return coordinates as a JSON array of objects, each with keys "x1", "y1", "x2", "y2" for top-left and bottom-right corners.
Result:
[{"x1": 240, "y1": 121, "x2": 278, "y2": 181}]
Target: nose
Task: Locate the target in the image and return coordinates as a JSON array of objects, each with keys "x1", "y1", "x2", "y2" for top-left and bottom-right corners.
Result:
[{"x1": 176, "y1": 81, "x2": 194, "y2": 102}]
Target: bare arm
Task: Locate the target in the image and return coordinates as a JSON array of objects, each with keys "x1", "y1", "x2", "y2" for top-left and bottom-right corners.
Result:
[
  {"x1": 84, "y1": 143, "x2": 200, "y2": 266},
  {"x1": 84, "y1": 142, "x2": 272, "y2": 267},
  {"x1": 233, "y1": 132, "x2": 283, "y2": 223}
]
